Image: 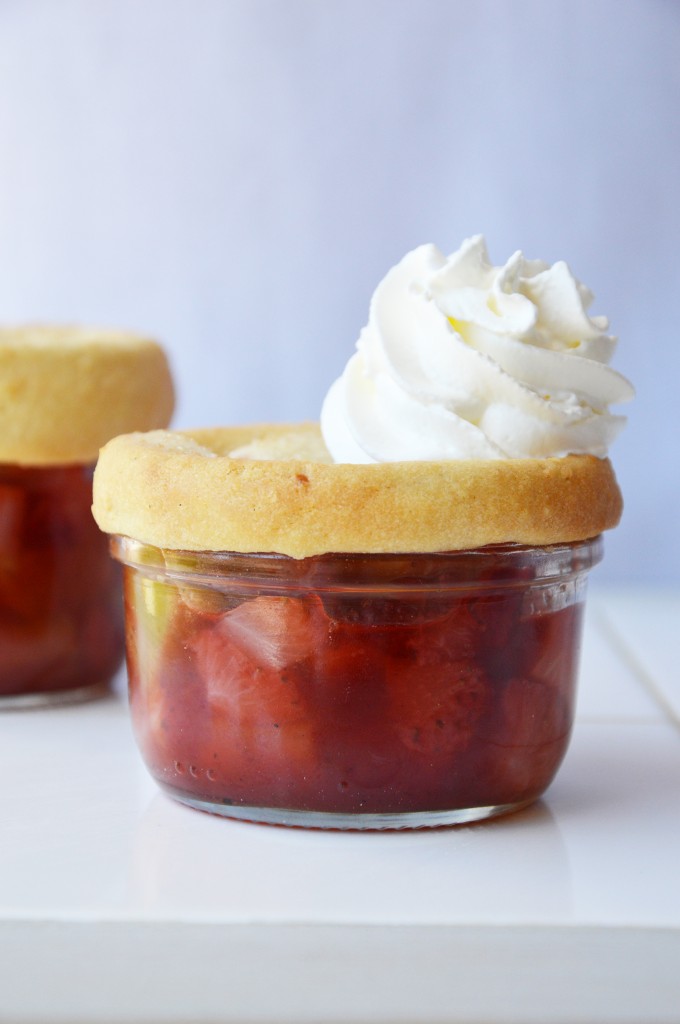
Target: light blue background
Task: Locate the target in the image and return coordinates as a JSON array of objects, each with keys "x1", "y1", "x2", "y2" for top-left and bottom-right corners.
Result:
[{"x1": 0, "y1": 0, "x2": 677, "y2": 583}]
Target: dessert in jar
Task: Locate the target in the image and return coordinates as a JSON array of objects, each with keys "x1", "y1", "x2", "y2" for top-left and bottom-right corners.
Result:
[
  {"x1": 93, "y1": 237, "x2": 633, "y2": 828},
  {"x1": 0, "y1": 325, "x2": 174, "y2": 708}
]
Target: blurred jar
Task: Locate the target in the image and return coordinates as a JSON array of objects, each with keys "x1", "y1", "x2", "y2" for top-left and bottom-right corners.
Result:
[{"x1": 0, "y1": 325, "x2": 174, "y2": 707}]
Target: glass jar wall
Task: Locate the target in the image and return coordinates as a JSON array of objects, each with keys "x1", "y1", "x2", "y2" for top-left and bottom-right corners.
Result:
[{"x1": 114, "y1": 536, "x2": 602, "y2": 829}]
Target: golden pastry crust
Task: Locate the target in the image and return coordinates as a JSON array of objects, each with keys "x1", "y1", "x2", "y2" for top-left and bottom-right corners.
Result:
[
  {"x1": 93, "y1": 422, "x2": 623, "y2": 558},
  {"x1": 0, "y1": 324, "x2": 175, "y2": 465}
]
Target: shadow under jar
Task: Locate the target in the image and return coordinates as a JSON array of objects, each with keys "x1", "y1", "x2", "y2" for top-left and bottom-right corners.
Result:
[{"x1": 114, "y1": 537, "x2": 601, "y2": 829}]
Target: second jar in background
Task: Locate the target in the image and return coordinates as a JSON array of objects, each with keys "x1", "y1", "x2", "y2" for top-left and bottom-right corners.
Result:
[{"x1": 0, "y1": 325, "x2": 174, "y2": 707}]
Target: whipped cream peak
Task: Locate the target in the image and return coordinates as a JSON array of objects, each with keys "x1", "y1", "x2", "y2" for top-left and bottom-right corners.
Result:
[{"x1": 321, "y1": 236, "x2": 633, "y2": 463}]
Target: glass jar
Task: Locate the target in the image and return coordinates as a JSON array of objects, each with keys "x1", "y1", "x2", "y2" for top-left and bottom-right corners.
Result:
[
  {"x1": 0, "y1": 323, "x2": 174, "y2": 708},
  {"x1": 0, "y1": 463, "x2": 125, "y2": 707},
  {"x1": 112, "y1": 535, "x2": 602, "y2": 829}
]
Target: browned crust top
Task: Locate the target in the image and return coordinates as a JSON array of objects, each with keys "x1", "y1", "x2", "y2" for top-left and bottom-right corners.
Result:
[
  {"x1": 92, "y1": 422, "x2": 623, "y2": 557},
  {"x1": 0, "y1": 325, "x2": 175, "y2": 464}
]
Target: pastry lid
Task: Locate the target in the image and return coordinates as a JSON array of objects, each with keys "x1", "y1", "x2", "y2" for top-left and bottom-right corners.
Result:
[
  {"x1": 0, "y1": 324, "x2": 175, "y2": 465},
  {"x1": 92, "y1": 422, "x2": 623, "y2": 558}
]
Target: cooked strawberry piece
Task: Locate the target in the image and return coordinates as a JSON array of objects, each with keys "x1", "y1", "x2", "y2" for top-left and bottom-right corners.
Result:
[
  {"x1": 418, "y1": 598, "x2": 484, "y2": 661},
  {"x1": 388, "y1": 656, "x2": 490, "y2": 757},
  {"x1": 525, "y1": 601, "x2": 584, "y2": 692},
  {"x1": 468, "y1": 588, "x2": 526, "y2": 669},
  {"x1": 196, "y1": 615, "x2": 311, "y2": 739},
  {"x1": 156, "y1": 596, "x2": 323, "y2": 805},
  {"x1": 129, "y1": 622, "x2": 209, "y2": 779},
  {"x1": 372, "y1": 598, "x2": 489, "y2": 762},
  {"x1": 501, "y1": 675, "x2": 570, "y2": 751},
  {"x1": 309, "y1": 618, "x2": 390, "y2": 705},
  {"x1": 479, "y1": 674, "x2": 572, "y2": 803},
  {"x1": 306, "y1": 627, "x2": 397, "y2": 802},
  {"x1": 214, "y1": 594, "x2": 320, "y2": 671},
  {"x1": 470, "y1": 605, "x2": 581, "y2": 805}
]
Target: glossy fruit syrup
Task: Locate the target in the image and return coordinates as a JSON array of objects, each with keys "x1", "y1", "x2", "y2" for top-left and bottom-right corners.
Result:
[
  {"x1": 117, "y1": 538, "x2": 600, "y2": 827},
  {"x1": 0, "y1": 464, "x2": 125, "y2": 703}
]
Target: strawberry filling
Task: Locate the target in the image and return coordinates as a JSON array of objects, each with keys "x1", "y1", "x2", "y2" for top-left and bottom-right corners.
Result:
[
  {"x1": 124, "y1": 549, "x2": 584, "y2": 816},
  {"x1": 0, "y1": 464, "x2": 125, "y2": 697}
]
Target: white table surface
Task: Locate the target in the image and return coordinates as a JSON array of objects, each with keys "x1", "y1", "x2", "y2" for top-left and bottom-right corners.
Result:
[{"x1": 1, "y1": 585, "x2": 679, "y2": 1023}]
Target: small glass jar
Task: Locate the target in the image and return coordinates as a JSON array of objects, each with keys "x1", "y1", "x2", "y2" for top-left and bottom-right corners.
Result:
[
  {"x1": 0, "y1": 324, "x2": 174, "y2": 707},
  {"x1": 0, "y1": 463, "x2": 124, "y2": 707},
  {"x1": 112, "y1": 535, "x2": 601, "y2": 829}
]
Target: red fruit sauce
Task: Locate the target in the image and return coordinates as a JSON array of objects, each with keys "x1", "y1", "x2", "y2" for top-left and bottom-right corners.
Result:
[
  {"x1": 0, "y1": 464, "x2": 125, "y2": 702},
  {"x1": 117, "y1": 541, "x2": 599, "y2": 825}
]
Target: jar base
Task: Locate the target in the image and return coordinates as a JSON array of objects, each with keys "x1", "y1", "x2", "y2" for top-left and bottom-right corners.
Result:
[
  {"x1": 165, "y1": 788, "x2": 537, "y2": 830},
  {"x1": 0, "y1": 680, "x2": 111, "y2": 710}
]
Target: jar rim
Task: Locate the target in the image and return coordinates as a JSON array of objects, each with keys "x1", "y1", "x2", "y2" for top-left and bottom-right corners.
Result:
[{"x1": 111, "y1": 535, "x2": 603, "y2": 594}]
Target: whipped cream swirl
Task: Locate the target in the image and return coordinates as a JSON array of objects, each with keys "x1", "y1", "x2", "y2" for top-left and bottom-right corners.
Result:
[{"x1": 321, "y1": 236, "x2": 633, "y2": 462}]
